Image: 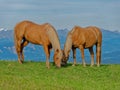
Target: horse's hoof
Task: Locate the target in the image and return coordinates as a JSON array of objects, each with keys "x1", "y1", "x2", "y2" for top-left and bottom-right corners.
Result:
[
  {"x1": 90, "y1": 64, "x2": 94, "y2": 67},
  {"x1": 47, "y1": 67, "x2": 50, "y2": 69},
  {"x1": 72, "y1": 64, "x2": 76, "y2": 66},
  {"x1": 19, "y1": 61, "x2": 23, "y2": 64},
  {"x1": 97, "y1": 65, "x2": 100, "y2": 67},
  {"x1": 83, "y1": 65, "x2": 86, "y2": 67},
  {"x1": 46, "y1": 65, "x2": 50, "y2": 69}
]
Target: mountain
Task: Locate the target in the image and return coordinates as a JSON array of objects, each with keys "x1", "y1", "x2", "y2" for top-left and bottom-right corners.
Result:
[{"x1": 0, "y1": 28, "x2": 120, "y2": 64}]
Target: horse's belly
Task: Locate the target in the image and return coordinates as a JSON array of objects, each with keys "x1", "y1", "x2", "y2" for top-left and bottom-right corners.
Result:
[
  {"x1": 28, "y1": 38, "x2": 42, "y2": 45},
  {"x1": 85, "y1": 41, "x2": 96, "y2": 48},
  {"x1": 31, "y1": 40, "x2": 42, "y2": 45},
  {"x1": 25, "y1": 35, "x2": 43, "y2": 45}
]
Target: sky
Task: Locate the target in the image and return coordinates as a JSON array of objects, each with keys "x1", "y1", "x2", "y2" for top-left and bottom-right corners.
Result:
[{"x1": 0, "y1": 0, "x2": 120, "y2": 31}]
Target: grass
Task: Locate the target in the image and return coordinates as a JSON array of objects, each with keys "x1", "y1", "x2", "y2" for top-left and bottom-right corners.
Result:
[{"x1": 0, "y1": 60, "x2": 120, "y2": 90}]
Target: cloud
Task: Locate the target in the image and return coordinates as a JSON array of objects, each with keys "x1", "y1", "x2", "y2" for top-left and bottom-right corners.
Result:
[{"x1": 0, "y1": 0, "x2": 120, "y2": 31}]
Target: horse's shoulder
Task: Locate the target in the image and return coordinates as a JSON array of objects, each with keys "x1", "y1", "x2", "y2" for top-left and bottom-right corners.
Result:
[
  {"x1": 70, "y1": 26, "x2": 82, "y2": 34},
  {"x1": 19, "y1": 20, "x2": 34, "y2": 24},
  {"x1": 74, "y1": 26, "x2": 83, "y2": 30}
]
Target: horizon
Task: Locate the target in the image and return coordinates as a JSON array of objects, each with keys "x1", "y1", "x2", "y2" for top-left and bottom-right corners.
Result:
[
  {"x1": 0, "y1": 27, "x2": 120, "y2": 33},
  {"x1": 0, "y1": 0, "x2": 120, "y2": 31}
]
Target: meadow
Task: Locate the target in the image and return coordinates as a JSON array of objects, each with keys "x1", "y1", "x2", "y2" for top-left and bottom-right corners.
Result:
[{"x1": 0, "y1": 60, "x2": 120, "y2": 90}]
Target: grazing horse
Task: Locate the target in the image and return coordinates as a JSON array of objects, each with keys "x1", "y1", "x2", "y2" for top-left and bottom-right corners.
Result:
[
  {"x1": 14, "y1": 20, "x2": 62, "y2": 68},
  {"x1": 62, "y1": 26, "x2": 102, "y2": 67}
]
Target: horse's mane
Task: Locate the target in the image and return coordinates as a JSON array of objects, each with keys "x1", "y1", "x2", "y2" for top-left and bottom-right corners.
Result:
[
  {"x1": 64, "y1": 30, "x2": 73, "y2": 54},
  {"x1": 46, "y1": 24, "x2": 61, "y2": 51}
]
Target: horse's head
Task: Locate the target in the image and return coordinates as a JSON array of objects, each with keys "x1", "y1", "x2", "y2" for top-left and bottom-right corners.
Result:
[
  {"x1": 61, "y1": 49, "x2": 69, "y2": 66},
  {"x1": 53, "y1": 49, "x2": 63, "y2": 68}
]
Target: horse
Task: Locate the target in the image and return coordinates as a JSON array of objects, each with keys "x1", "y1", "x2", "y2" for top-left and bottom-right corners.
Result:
[
  {"x1": 14, "y1": 20, "x2": 63, "y2": 68},
  {"x1": 62, "y1": 26, "x2": 102, "y2": 67}
]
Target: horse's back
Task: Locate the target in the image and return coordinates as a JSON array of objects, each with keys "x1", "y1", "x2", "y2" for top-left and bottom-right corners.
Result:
[
  {"x1": 14, "y1": 20, "x2": 50, "y2": 35},
  {"x1": 69, "y1": 26, "x2": 102, "y2": 48},
  {"x1": 86, "y1": 26, "x2": 102, "y2": 44}
]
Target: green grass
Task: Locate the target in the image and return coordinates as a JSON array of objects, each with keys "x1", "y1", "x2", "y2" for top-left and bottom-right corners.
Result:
[{"x1": 0, "y1": 61, "x2": 120, "y2": 90}]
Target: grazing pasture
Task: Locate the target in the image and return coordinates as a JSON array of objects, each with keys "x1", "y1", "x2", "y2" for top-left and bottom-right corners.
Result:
[{"x1": 0, "y1": 61, "x2": 120, "y2": 90}]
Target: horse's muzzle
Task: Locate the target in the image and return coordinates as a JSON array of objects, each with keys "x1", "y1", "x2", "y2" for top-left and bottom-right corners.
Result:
[
  {"x1": 61, "y1": 61, "x2": 67, "y2": 66},
  {"x1": 56, "y1": 65, "x2": 61, "y2": 68}
]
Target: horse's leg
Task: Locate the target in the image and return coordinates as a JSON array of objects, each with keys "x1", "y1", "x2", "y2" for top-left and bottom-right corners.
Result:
[
  {"x1": 89, "y1": 47, "x2": 94, "y2": 67},
  {"x1": 79, "y1": 46, "x2": 86, "y2": 67},
  {"x1": 96, "y1": 43, "x2": 101, "y2": 67},
  {"x1": 72, "y1": 47, "x2": 76, "y2": 66},
  {"x1": 16, "y1": 39, "x2": 23, "y2": 64},
  {"x1": 43, "y1": 45, "x2": 50, "y2": 69},
  {"x1": 21, "y1": 40, "x2": 29, "y2": 62}
]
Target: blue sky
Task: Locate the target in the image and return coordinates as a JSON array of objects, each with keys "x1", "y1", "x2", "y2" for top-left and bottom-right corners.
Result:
[{"x1": 0, "y1": 0, "x2": 120, "y2": 31}]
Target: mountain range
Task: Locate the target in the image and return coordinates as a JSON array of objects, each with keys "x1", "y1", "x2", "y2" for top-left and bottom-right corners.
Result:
[{"x1": 0, "y1": 28, "x2": 120, "y2": 64}]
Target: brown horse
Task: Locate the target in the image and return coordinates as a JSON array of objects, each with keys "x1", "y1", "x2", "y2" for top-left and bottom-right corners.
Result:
[
  {"x1": 14, "y1": 20, "x2": 63, "y2": 68},
  {"x1": 62, "y1": 26, "x2": 102, "y2": 67}
]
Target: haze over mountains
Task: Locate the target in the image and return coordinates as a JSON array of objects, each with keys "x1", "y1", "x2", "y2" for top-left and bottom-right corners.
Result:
[{"x1": 0, "y1": 28, "x2": 120, "y2": 64}]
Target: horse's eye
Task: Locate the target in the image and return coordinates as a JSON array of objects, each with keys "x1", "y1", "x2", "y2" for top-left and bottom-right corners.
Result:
[{"x1": 56, "y1": 57, "x2": 59, "y2": 59}]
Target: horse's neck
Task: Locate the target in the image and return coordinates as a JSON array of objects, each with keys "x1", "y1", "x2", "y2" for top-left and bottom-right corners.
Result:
[
  {"x1": 46, "y1": 25, "x2": 61, "y2": 52},
  {"x1": 49, "y1": 30, "x2": 61, "y2": 52},
  {"x1": 50, "y1": 36, "x2": 61, "y2": 52},
  {"x1": 53, "y1": 44, "x2": 61, "y2": 52}
]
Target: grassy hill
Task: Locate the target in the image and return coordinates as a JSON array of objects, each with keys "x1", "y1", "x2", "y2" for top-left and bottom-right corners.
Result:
[{"x1": 0, "y1": 61, "x2": 120, "y2": 90}]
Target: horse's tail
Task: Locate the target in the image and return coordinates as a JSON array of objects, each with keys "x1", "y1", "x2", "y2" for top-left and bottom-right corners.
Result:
[{"x1": 46, "y1": 23, "x2": 61, "y2": 51}]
